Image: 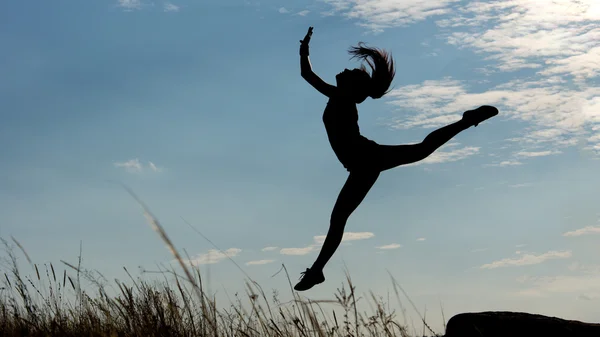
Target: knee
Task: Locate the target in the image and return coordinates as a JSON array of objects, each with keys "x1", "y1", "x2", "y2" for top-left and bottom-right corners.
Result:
[{"x1": 330, "y1": 211, "x2": 349, "y2": 228}]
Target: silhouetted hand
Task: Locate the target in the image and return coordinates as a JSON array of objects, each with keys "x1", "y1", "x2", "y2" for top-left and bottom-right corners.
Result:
[{"x1": 300, "y1": 26, "x2": 313, "y2": 56}]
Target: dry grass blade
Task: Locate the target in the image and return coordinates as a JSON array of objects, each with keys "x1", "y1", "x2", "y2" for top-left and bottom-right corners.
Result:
[
  {"x1": 11, "y1": 236, "x2": 32, "y2": 265},
  {"x1": 388, "y1": 270, "x2": 437, "y2": 336},
  {"x1": 120, "y1": 185, "x2": 199, "y2": 291}
]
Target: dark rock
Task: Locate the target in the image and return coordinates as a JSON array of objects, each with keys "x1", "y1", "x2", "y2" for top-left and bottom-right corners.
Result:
[{"x1": 445, "y1": 311, "x2": 600, "y2": 337}]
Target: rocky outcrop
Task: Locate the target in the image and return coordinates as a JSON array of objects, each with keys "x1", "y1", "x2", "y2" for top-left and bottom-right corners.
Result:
[{"x1": 445, "y1": 311, "x2": 600, "y2": 337}]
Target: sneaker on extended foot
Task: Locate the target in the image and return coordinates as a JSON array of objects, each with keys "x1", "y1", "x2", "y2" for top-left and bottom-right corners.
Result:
[
  {"x1": 294, "y1": 268, "x2": 325, "y2": 291},
  {"x1": 463, "y1": 105, "x2": 499, "y2": 127}
]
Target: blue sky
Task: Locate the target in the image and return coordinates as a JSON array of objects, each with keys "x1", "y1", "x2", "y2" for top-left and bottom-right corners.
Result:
[{"x1": 2, "y1": 0, "x2": 600, "y2": 332}]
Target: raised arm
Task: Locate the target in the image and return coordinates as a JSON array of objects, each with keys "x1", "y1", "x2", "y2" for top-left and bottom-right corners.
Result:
[{"x1": 299, "y1": 27, "x2": 337, "y2": 98}]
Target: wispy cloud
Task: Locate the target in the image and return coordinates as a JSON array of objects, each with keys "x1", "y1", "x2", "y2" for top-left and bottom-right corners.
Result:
[
  {"x1": 439, "y1": 0, "x2": 600, "y2": 78},
  {"x1": 296, "y1": 10, "x2": 310, "y2": 16},
  {"x1": 117, "y1": 0, "x2": 142, "y2": 11},
  {"x1": 419, "y1": 146, "x2": 480, "y2": 165},
  {"x1": 114, "y1": 158, "x2": 163, "y2": 173},
  {"x1": 164, "y1": 2, "x2": 179, "y2": 12},
  {"x1": 416, "y1": 237, "x2": 426, "y2": 242},
  {"x1": 246, "y1": 259, "x2": 275, "y2": 266},
  {"x1": 376, "y1": 243, "x2": 402, "y2": 250},
  {"x1": 184, "y1": 248, "x2": 241, "y2": 265},
  {"x1": 148, "y1": 161, "x2": 162, "y2": 172},
  {"x1": 278, "y1": 7, "x2": 289, "y2": 14},
  {"x1": 114, "y1": 158, "x2": 143, "y2": 173},
  {"x1": 516, "y1": 150, "x2": 562, "y2": 158},
  {"x1": 481, "y1": 250, "x2": 572, "y2": 269},
  {"x1": 280, "y1": 246, "x2": 316, "y2": 256},
  {"x1": 313, "y1": 232, "x2": 375, "y2": 244},
  {"x1": 321, "y1": 0, "x2": 460, "y2": 33},
  {"x1": 280, "y1": 232, "x2": 375, "y2": 256},
  {"x1": 261, "y1": 246, "x2": 278, "y2": 252},
  {"x1": 563, "y1": 226, "x2": 600, "y2": 237},
  {"x1": 484, "y1": 160, "x2": 523, "y2": 167}
]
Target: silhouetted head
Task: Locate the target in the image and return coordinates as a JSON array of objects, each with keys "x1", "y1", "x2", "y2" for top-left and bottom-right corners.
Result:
[{"x1": 336, "y1": 42, "x2": 395, "y2": 104}]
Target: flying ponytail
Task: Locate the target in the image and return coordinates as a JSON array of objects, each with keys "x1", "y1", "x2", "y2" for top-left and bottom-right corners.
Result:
[{"x1": 348, "y1": 42, "x2": 395, "y2": 99}]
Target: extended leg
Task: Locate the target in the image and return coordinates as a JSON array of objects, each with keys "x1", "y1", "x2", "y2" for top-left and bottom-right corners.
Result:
[
  {"x1": 313, "y1": 170, "x2": 380, "y2": 270},
  {"x1": 375, "y1": 106, "x2": 498, "y2": 171},
  {"x1": 375, "y1": 119, "x2": 470, "y2": 171},
  {"x1": 294, "y1": 170, "x2": 380, "y2": 291}
]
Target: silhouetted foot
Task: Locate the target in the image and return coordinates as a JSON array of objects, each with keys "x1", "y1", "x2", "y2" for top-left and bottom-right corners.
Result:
[
  {"x1": 462, "y1": 105, "x2": 499, "y2": 127},
  {"x1": 294, "y1": 268, "x2": 325, "y2": 291}
]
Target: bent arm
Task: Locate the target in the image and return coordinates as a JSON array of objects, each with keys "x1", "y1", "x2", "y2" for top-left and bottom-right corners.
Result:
[{"x1": 301, "y1": 54, "x2": 337, "y2": 98}]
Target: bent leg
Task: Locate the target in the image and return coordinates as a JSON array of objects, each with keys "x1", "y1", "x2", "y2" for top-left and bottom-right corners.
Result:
[
  {"x1": 375, "y1": 119, "x2": 470, "y2": 171},
  {"x1": 311, "y1": 170, "x2": 380, "y2": 271}
]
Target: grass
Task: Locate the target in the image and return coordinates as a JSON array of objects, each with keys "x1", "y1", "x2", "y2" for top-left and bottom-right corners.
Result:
[{"x1": 0, "y1": 186, "x2": 444, "y2": 337}]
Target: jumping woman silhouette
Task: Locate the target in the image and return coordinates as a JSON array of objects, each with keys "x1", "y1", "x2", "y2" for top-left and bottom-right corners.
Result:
[{"x1": 294, "y1": 27, "x2": 498, "y2": 291}]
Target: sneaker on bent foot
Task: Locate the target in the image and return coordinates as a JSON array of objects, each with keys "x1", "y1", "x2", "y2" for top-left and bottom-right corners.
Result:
[
  {"x1": 294, "y1": 268, "x2": 325, "y2": 291},
  {"x1": 462, "y1": 105, "x2": 499, "y2": 127}
]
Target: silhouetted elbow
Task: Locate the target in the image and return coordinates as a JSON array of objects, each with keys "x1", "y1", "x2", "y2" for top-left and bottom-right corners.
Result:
[{"x1": 301, "y1": 71, "x2": 314, "y2": 80}]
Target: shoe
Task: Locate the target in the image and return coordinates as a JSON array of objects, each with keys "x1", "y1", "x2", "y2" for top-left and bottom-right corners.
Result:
[
  {"x1": 462, "y1": 105, "x2": 499, "y2": 127},
  {"x1": 293, "y1": 268, "x2": 325, "y2": 291}
]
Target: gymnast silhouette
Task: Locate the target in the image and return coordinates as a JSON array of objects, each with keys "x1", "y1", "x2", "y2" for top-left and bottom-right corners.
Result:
[{"x1": 294, "y1": 27, "x2": 498, "y2": 291}]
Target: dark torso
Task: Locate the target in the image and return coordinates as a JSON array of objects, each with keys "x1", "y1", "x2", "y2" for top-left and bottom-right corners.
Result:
[{"x1": 322, "y1": 98, "x2": 375, "y2": 170}]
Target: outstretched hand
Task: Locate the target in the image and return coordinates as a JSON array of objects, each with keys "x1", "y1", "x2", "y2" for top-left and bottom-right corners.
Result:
[{"x1": 299, "y1": 26, "x2": 313, "y2": 56}]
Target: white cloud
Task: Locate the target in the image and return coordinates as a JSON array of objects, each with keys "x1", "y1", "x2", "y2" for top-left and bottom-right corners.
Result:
[
  {"x1": 416, "y1": 237, "x2": 426, "y2": 242},
  {"x1": 246, "y1": 259, "x2": 275, "y2": 265},
  {"x1": 313, "y1": 231, "x2": 375, "y2": 244},
  {"x1": 261, "y1": 246, "x2": 278, "y2": 252},
  {"x1": 516, "y1": 150, "x2": 562, "y2": 158},
  {"x1": 117, "y1": 0, "x2": 142, "y2": 10},
  {"x1": 481, "y1": 250, "x2": 572, "y2": 269},
  {"x1": 439, "y1": 0, "x2": 600, "y2": 77},
  {"x1": 395, "y1": 142, "x2": 479, "y2": 166},
  {"x1": 280, "y1": 246, "x2": 316, "y2": 256},
  {"x1": 114, "y1": 158, "x2": 143, "y2": 173},
  {"x1": 563, "y1": 226, "x2": 600, "y2": 237},
  {"x1": 164, "y1": 2, "x2": 179, "y2": 12},
  {"x1": 296, "y1": 10, "x2": 310, "y2": 16},
  {"x1": 148, "y1": 161, "x2": 162, "y2": 172},
  {"x1": 278, "y1": 7, "x2": 289, "y2": 14},
  {"x1": 114, "y1": 158, "x2": 163, "y2": 173},
  {"x1": 376, "y1": 243, "x2": 402, "y2": 250},
  {"x1": 321, "y1": 0, "x2": 460, "y2": 32},
  {"x1": 484, "y1": 160, "x2": 523, "y2": 167},
  {"x1": 184, "y1": 248, "x2": 241, "y2": 265},
  {"x1": 280, "y1": 232, "x2": 375, "y2": 255},
  {"x1": 419, "y1": 146, "x2": 480, "y2": 165}
]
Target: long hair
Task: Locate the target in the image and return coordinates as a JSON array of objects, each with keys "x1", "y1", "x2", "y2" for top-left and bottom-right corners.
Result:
[{"x1": 348, "y1": 42, "x2": 395, "y2": 99}]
